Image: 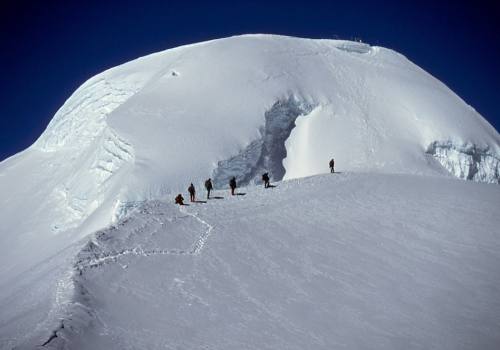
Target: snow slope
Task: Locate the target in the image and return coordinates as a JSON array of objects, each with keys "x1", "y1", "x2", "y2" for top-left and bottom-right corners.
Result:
[
  {"x1": 23, "y1": 173, "x2": 500, "y2": 350},
  {"x1": 1, "y1": 34, "x2": 500, "y2": 348}
]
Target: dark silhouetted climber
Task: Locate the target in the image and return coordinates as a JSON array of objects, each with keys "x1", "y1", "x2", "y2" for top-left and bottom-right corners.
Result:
[
  {"x1": 329, "y1": 158, "x2": 335, "y2": 173},
  {"x1": 205, "y1": 178, "x2": 213, "y2": 199},
  {"x1": 175, "y1": 194, "x2": 185, "y2": 205},
  {"x1": 188, "y1": 183, "x2": 196, "y2": 202},
  {"x1": 262, "y1": 172, "x2": 270, "y2": 188},
  {"x1": 229, "y1": 177, "x2": 237, "y2": 195}
]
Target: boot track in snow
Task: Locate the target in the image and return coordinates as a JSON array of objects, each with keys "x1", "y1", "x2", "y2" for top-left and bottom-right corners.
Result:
[{"x1": 41, "y1": 201, "x2": 215, "y2": 348}]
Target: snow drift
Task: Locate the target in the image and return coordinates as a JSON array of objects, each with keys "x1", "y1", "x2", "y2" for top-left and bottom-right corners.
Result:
[{"x1": 1, "y1": 34, "x2": 500, "y2": 349}]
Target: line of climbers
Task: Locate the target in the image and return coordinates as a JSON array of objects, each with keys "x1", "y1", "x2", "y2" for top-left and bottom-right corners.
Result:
[
  {"x1": 174, "y1": 158, "x2": 335, "y2": 205},
  {"x1": 174, "y1": 173, "x2": 272, "y2": 205}
]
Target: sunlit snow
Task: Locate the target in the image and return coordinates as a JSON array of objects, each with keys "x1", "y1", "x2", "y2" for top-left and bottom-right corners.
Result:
[{"x1": 0, "y1": 35, "x2": 499, "y2": 349}]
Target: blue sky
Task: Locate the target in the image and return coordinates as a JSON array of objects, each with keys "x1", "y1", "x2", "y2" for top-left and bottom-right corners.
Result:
[{"x1": 0, "y1": 0, "x2": 498, "y2": 161}]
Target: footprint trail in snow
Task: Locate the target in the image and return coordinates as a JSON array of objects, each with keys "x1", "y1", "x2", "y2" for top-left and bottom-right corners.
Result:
[{"x1": 76, "y1": 200, "x2": 215, "y2": 271}]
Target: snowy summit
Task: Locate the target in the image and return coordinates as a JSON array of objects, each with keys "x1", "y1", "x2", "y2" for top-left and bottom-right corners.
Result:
[{"x1": 0, "y1": 35, "x2": 499, "y2": 349}]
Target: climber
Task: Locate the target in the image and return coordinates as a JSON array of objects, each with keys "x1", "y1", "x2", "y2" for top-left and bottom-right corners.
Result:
[
  {"x1": 329, "y1": 158, "x2": 335, "y2": 173},
  {"x1": 188, "y1": 183, "x2": 196, "y2": 202},
  {"x1": 262, "y1": 172, "x2": 270, "y2": 188},
  {"x1": 205, "y1": 178, "x2": 213, "y2": 199},
  {"x1": 175, "y1": 194, "x2": 185, "y2": 205},
  {"x1": 229, "y1": 177, "x2": 237, "y2": 195}
]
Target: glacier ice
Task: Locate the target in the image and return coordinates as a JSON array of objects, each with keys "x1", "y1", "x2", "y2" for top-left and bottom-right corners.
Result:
[
  {"x1": 35, "y1": 75, "x2": 143, "y2": 152},
  {"x1": 334, "y1": 41, "x2": 372, "y2": 54},
  {"x1": 213, "y1": 96, "x2": 314, "y2": 188},
  {"x1": 427, "y1": 141, "x2": 500, "y2": 183}
]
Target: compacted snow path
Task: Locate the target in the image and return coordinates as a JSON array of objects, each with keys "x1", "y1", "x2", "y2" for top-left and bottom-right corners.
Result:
[
  {"x1": 75, "y1": 202, "x2": 216, "y2": 271},
  {"x1": 179, "y1": 205, "x2": 215, "y2": 255},
  {"x1": 38, "y1": 201, "x2": 218, "y2": 349},
  {"x1": 34, "y1": 173, "x2": 500, "y2": 350},
  {"x1": 66, "y1": 204, "x2": 215, "y2": 278}
]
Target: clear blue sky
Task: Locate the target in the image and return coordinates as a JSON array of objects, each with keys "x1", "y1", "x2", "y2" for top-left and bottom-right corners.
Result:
[{"x1": 1, "y1": 0, "x2": 498, "y2": 161}]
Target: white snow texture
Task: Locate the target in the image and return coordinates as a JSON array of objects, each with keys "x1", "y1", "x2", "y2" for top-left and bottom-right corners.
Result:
[{"x1": 0, "y1": 35, "x2": 499, "y2": 349}]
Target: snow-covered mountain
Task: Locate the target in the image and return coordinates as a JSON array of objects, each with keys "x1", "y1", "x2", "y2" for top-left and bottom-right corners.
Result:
[
  {"x1": 1, "y1": 34, "x2": 499, "y2": 349},
  {"x1": 3, "y1": 34, "x2": 500, "y2": 238}
]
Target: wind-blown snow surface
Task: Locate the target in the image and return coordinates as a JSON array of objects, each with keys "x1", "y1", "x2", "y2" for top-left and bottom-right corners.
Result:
[
  {"x1": 24, "y1": 173, "x2": 500, "y2": 349},
  {"x1": 1, "y1": 35, "x2": 500, "y2": 349}
]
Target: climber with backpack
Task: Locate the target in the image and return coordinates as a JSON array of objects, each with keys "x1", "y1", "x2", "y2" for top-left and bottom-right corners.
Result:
[
  {"x1": 188, "y1": 183, "x2": 196, "y2": 202},
  {"x1": 205, "y1": 178, "x2": 213, "y2": 199},
  {"x1": 329, "y1": 158, "x2": 335, "y2": 173},
  {"x1": 262, "y1": 172, "x2": 270, "y2": 188},
  {"x1": 229, "y1": 177, "x2": 237, "y2": 195},
  {"x1": 175, "y1": 194, "x2": 185, "y2": 205}
]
